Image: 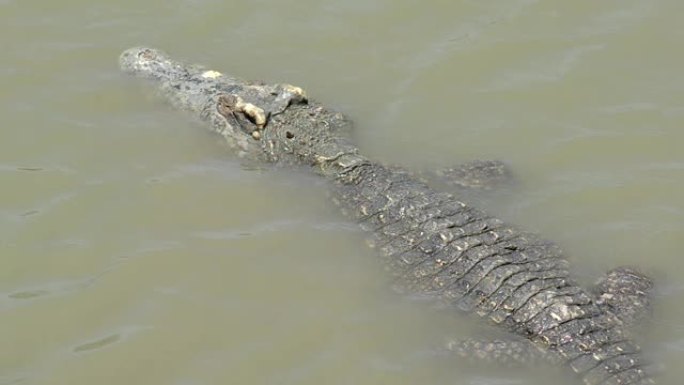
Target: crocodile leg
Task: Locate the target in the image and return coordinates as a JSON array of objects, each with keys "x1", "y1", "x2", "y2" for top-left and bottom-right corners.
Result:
[
  {"x1": 422, "y1": 159, "x2": 512, "y2": 191},
  {"x1": 593, "y1": 267, "x2": 654, "y2": 328},
  {"x1": 445, "y1": 337, "x2": 559, "y2": 367}
]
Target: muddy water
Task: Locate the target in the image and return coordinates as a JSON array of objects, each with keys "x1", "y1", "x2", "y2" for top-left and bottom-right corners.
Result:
[{"x1": 2, "y1": 1, "x2": 682, "y2": 384}]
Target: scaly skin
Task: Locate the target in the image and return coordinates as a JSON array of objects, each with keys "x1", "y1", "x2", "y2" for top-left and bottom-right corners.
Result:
[{"x1": 119, "y1": 47, "x2": 655, "y2": 385}]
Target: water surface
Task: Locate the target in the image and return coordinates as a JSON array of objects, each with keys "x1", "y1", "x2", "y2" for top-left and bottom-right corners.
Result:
[{"x1": 2, "y1": 1, "x2": 682, "y2": 384}]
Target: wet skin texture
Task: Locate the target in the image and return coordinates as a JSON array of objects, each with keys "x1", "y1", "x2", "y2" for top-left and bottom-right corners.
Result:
[{"x1": 120, "y1": 47, "x2": 656, "y2": 385}]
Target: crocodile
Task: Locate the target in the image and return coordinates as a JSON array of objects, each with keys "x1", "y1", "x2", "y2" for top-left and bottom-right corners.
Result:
[{"x1": 119, "y1": 47, "x2": 656, "y2": 385}]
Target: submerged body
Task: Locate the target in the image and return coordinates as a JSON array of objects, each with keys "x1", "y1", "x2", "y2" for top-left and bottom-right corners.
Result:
[{"x1": 119, "y1": 47, "x2": 654, "y2": 385}]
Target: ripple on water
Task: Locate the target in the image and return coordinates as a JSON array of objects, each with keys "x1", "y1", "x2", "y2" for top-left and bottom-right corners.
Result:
[
  {"x1": 71, "y1": 325, "x2": 154, "y2": 354},
  {"x1": 1, "y1": 271, "x2": 112, "y2": 311}
]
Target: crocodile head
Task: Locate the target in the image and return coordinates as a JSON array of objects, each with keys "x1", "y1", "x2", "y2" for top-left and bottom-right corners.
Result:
[
  {"x1": 119, "y1": 47, "x2": 366, "y2": 174},
  {"x1": 119, "y1": 47, "x2": 282, "y2": 160}
]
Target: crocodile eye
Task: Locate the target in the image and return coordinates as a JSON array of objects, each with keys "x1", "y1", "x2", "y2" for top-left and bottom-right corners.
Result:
[{"x1": 285, "y1": 131, "x2": 294, "y2": 139}]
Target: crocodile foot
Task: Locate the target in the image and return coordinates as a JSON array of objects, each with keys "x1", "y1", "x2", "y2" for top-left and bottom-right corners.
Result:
[
  {"x1": 423, "y1": 159, "x2": 512, "y2": 191},
  {"x1": 593, "y1": 266, "x2": 654, "y2": 327}
]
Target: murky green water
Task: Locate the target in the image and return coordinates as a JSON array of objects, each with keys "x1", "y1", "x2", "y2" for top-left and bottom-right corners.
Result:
[{"x1": 2, "y1": 1, "x2": 682, "y2": 384}]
